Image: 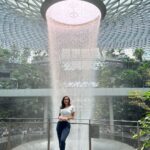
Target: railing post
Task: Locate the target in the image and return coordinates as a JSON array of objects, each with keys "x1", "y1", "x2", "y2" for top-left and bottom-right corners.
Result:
[
  {"x1": 7, "y1": 119, "x2": 11, "y2": 150},
  {"x1": 120, "y1": 120, "x2": 124, "y2": 143},
  {"x1": 47, "y1": 118, "x2": 50, "y2": 150},
  {"x1": 137, "y1": 121, "x2": 140, "y2": 150},
  {"x1": 89, "y1": 119, "x2": 91, "y2": 150},
  {"x1": 44, "y1": 98, "x2": 48, "y2": 132}
]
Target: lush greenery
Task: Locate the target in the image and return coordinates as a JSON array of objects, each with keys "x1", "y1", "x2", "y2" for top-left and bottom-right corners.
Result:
[
  {"x1": 129, "y1": 90, "x2": 150, "y2": 150},
  {"x1": 93, "y1": 48, "x2": 150, "y2": 150},
  {"x1": 95, "y1": 48, "x2": 150, "y2": 121},
  {"x1": 97, "y1": 48, "x2": 150, "y2": 88},
  {"x1": 0, "y1": 47, "x2": 149, "y2": 122},
  {"x1": 0, "y1": 47, "x2": 50, "y2": 89},
  {"x1": 0, "y1": 98, "x2": 45, "y2": 118},
  {"x1": 0, "y1": 47, "x2": 50, "y2": 118}
]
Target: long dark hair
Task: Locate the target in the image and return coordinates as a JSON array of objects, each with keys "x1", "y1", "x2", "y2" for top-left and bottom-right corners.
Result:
[{"x1": 60, "y1": 96, "x2": 71, "y2": 109}]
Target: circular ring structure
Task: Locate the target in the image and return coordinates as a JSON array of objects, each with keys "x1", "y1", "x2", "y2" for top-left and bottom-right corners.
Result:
[{"x1": 41, "y1": 0, "x2": 106, "y2": 20}]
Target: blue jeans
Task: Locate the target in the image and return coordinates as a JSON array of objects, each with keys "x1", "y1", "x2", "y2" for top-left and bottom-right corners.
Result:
[{"x1": 56, "y1": 121, "x2": 71, "y2": 150}]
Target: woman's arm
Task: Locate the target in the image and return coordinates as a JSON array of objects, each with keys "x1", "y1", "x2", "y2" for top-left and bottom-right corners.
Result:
[
  {"x1": 58, "y1": 112, "x2": 75, "y2": 121},
  {"x1": 67, "y1": 112, "x2": 75, "y2": 120}
]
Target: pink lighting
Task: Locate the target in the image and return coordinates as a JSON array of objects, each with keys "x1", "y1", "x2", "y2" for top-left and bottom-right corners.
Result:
[{"x1": 46, "y1": 0, "x2": 101, "y2": 25}]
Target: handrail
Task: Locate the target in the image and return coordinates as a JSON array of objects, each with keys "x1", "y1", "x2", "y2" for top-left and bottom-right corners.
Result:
[
  {"x1": 0, "y1": 117, "x2": 141, "y2": 122},
  {"x1": 0, "y1": 118, "x2": 149, "y2": 124},
  {"x1": 0, "y1": 118, "x2": 149, "y2": 150}
]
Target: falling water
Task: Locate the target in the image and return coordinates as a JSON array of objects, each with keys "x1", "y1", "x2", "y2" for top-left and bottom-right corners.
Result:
[{"x1": 46, "y1": 0, "x2": 101, "y2": 149}]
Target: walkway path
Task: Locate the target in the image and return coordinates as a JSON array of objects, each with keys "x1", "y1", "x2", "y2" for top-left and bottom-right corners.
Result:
[{"x1": 12, "y1": 138, "x2": 135, "y2": 150}]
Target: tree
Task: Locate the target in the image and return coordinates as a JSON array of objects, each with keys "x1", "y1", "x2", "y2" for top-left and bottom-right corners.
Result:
[
  {"x1": 118, "y1": 69, "x2": 143, "y2": 87},
  {"x1": 0, "y1": 46, "x2": 50, "y2": 118},
  {"x1": 133, "y1": 48, "x2": 144, "y2": 62},
  {"x1": 0, "y1": 46, "x2": 50, "y2": 89},
  {"x1": 96, "y1": 48, "x2": 150, "y2": 121},
  {"x1": 129, "y1": 91, "x2": 150, "y2": 150}
]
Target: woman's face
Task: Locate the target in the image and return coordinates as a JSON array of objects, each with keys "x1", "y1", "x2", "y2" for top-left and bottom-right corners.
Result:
[{"x1": 63, "y1": 97, "x2": 70, "y2": 106}]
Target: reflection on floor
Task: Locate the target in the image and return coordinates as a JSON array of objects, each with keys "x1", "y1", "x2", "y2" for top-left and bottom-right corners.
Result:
[{"x1": 12, "y1": 138, "x2": 136, "y2": 150}]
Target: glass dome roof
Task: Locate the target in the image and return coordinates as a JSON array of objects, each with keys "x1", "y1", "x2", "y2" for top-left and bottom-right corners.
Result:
[{"x1": 0, "y1": 0, "x2": 149, "y2": 58}]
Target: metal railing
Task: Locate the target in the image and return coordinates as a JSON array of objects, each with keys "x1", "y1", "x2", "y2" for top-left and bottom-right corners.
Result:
[{"x1": 0, "y1": 118, "x2": 149, "y2": 150}]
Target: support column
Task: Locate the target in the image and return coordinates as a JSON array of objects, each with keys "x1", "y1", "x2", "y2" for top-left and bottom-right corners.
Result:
[
  {"x1": 109, "y1": 97, "x2": 114, "y2": 133},
  {"x1": 44, "y1": 98, "x2": 48, "y2": 132}
]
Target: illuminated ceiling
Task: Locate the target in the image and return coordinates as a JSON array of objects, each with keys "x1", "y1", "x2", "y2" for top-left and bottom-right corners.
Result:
[{"x1": 0, "y1": 0, "x2": 149, "y2": 58}]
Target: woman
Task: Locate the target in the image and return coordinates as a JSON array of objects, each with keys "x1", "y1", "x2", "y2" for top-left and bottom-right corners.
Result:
[{"x1": 56, "y1": 96, "x2": 75, "y2": 150}]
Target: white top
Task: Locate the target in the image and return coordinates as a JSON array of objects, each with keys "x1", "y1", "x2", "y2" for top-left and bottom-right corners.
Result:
[
  {"x1": 46, "y1": 0, "x2": 101, "y2": 25},
  {"x1": 60, "y1": 105, "x2": 75, "y2": 117}
]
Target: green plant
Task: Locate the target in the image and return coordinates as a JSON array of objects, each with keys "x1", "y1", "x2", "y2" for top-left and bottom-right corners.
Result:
[
  {"x1": 134, "y1": 48, "x2": 144, "y2": 62},
  {"x1": 0, "y1": 46, "x2": 50, "y2": 118},
  {"x1": 129, "y1": 91, "x2": 150, "y2": 150}
]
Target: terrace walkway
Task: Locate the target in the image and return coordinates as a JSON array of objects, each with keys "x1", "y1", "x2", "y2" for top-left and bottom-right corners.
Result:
[{"x1": 12, "y1": 138, "x2": 135, "y2": 150}]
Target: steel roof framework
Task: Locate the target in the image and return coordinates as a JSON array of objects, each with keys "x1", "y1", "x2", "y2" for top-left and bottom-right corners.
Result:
[{"x1": 0, "y1": 0, "x2": 149, "y2": 58}]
